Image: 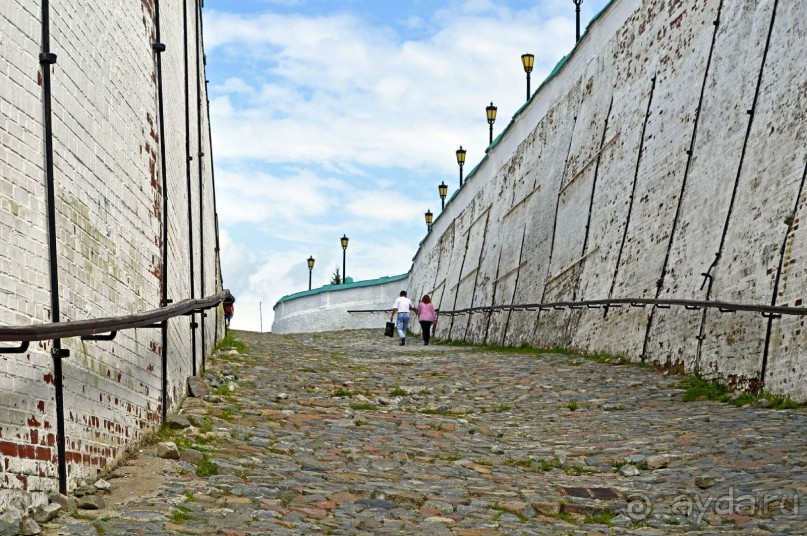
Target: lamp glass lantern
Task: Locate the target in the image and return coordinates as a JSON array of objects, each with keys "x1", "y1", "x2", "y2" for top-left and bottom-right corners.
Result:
[
  {"x1": 486, "y1": 102, "x2": 498, "y2": 124},
  {"x1": 521, "y1": 53, "x2": 534, "y2": 101},
  {"x1": 307, "y1": 256, "x2": 315, "y2": 290},
  {"x1": 521, "y1": 53, "x2": 535, "y2": 73},
  {"x1": 456, "y1": 146, "x2": 466, "y2": 188},
  {"x1": 486, "y1": 102, "x2": 497, "y2": 144},
  {"x1": 340, "y1": 235, "x2": 349, "y2": 284},
  {"x1": 438, "y1": 181, "x2": 448, "y2": 210},
  {"x1": 425, "y1": 209, "x2": 433, "y2": 231}
]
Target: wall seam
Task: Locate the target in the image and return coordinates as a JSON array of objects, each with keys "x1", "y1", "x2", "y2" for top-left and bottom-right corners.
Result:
[{"x1": 641, "y1": 0, "x2": 725, "y2": 360}]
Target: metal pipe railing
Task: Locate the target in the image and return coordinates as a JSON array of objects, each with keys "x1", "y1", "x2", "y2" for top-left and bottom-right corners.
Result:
[
  {"x1": 0, "y1": 290, "x2": 228, "y2": 343},
  {"x1": 0, "y1": 289, "x2": 227, "y2": 495},
  {"x1": 348, "y1": 296, "x2": 807, "y2": 318}
]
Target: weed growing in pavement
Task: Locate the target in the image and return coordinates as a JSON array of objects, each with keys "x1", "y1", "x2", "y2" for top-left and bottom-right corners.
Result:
[
  {"x1": 566, "y1": 400, "x2": 579, "y2": 411},
  {"x1": 584, "y1": 511, "x2": 614, "y2": 525},
  {"x1": 170, "y1": 506, "x2": 193, "y2": 523},
  {"x1": 553, "y1": 511, "x2": 575, "y2": 523},
  {"x1": 219, "y1": 409, "x2": 237, "y2": 421},
  {"x1": 434, "y1": 338, "x2": 574, "y2": 356},
  {"x1": 678, "y1": 373, "x2": 802, "y2": 409},
  {"x1": 215, "y1": 332, "x2": 246, "y2": 354},
  {"x1": 389, "y1": 387, "x2": 408, "y2": 396},
  {"x1": 195, "y1": 456, "x2": 220, "y2": 478}
]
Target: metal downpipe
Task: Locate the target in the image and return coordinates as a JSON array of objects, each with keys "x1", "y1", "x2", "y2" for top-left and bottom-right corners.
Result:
[
  {"x1": 195, "y1": 0, "x2": 206, "y2": 371},
  {"x1": 153, "y1": 0, "x2": 171, "y2": 423},
  {"x1": 39, "y1": 0, "x2": 68, "y2": 495},
  {"x1": 183, "y1": 0, "x2": 198, "y2": 376}
]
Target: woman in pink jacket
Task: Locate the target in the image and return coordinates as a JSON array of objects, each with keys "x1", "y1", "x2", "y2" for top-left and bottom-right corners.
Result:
[{"x1": 417, "y1": 295, "x2": 437, "y2": 345}]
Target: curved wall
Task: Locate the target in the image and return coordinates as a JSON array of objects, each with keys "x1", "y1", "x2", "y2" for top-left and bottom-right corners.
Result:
[
  {"x1": 409, "y1": 0, "x2": 807, "y2": 400},
  {"x1": 273, "y1": 275, "x2": 409, "y2": 334},
  {"x1": 0, "y1": 1, "x2": 222, "y2": 508}
]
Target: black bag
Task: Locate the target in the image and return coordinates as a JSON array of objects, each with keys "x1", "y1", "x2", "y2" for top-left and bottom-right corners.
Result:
[{"x1": 384, "y1": 322, "x2": 395, "y2": 337}]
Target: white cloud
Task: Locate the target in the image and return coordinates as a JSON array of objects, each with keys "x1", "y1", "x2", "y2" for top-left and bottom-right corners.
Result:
[{"x1": 205, "y1": 0, "x2": 610, "y2": 331}]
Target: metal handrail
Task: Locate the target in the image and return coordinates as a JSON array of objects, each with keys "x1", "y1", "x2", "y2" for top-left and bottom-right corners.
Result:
[
  {"x1": 0, "y1": 290, "x2": 229, "y2": 343},
  {"x1": 348, "y1": 296, "x2": 807, "y2": 318}
]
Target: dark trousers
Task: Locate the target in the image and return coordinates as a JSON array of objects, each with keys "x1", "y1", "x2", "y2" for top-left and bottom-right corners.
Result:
[{"x1": 419, "y1": 321, "x2": 433, "y2": 345}]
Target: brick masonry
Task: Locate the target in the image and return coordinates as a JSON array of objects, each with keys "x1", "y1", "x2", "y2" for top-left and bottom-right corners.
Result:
[
  {"x1": 409, "y1": 0, "x2": 807, "y2": 400},
  {"x1": 0, "y1": 0, "x2": 222, "y2": 509}
]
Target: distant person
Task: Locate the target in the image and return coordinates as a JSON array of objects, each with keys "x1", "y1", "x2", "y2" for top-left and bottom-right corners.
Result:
[
  {"x1": 390, "y1": 290, "x2": 415, "y2": 346},
  {"x1": 224, "y1": 302, "x2": 234, "y2": 328},
  {"x1": 417, "y1": 294, "x2": 437, "y2": 345}
]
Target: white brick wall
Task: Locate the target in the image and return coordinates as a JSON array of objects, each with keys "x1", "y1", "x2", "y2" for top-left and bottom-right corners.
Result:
[
  {"x1": 410, "y1": 0, "x2": 807, "y2": 400},
  {"x1": 0, "y1": 0, "x2": 221, "y2": 509},
  {"x1": 273, "y1": 276, "x2": 409, "y2": 334}
]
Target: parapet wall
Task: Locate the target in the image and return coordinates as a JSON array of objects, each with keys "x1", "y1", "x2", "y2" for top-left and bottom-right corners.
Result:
[
  {"x1": 0, "y1": 1, "x2": 221, "y2": 509},
  {"x1": 409, "y1": 0, "x2": 807, "y2": 400},
  {"x1": 273, "y1": 275, "x2": 409, "y2": 334}
]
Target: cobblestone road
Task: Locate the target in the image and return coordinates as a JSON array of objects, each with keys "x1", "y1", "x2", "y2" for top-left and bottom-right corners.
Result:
[{"x1": 50, "y1": 329, "x2": 807, "y2": 535}]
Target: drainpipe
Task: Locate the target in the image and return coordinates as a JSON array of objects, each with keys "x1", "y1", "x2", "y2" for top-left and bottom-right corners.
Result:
[
  {"x1": 200, "y1": 14, "x2": 222, "y2": 342},
  {"x1": 152, "y1": 0, "x2": 170, "y2": 423},
  {"x1": 195, "y1": 0, "x2": 206, "y2": 371},
  {"x1": 40, "y1": 0, "x2": 69, "y2": 495},
  {"x1": 183, "y1": 0, "x2": 198, "y2": 375}
]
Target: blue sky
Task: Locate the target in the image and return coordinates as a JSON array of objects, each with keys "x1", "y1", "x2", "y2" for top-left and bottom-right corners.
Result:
[{"x1": 203, "y1": 0, "x2": 610, "y2": 331}]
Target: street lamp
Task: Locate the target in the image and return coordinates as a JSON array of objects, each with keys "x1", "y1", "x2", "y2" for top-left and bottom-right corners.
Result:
[
  {"x1": 307, "y1": 256, "x2": 315, "y2": 290},
  {"x1": 438, "y1": 181, "x2": 448, "y2": 210},
  {"x1": 340, "y1": 234, "x2": 349, "y2": 284},
  {"x1": 425, "y1": 209, "x2": 433, "y2": 231},
  {"x1": 521, "y1": 53, "x2": 535, "y2": 101},
  {"x1": 456, "y1": 146, "x2": 466, "y2": 188},
  {"x1": 486, "y1": 102, "x2": 497, "y2": 145},
  {"x1": 573, "y1": 0, "x2": 583, "y2": 42}
]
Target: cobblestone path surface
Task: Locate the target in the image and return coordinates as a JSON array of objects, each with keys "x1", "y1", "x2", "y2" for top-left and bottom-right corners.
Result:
[{"x1": 49, "y1": 330, "x2": 807, "y2": 535}]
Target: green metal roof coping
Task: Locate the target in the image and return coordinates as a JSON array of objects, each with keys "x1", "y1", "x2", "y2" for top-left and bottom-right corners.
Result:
[
  {"x1": 412, "y1": 1, "x2": 617, "y2": 262},
  {"x1": 438, "y1": 0, "x2": 616, "y2": 211},
  {"x1": 275, "y1": 273, "x2": 409, "y2": 305}
]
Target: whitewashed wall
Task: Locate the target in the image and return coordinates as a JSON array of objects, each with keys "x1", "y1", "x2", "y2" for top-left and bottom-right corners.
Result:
[
  {"x1": 0, "y1": 0, "x2": 221, "y2": 509},
  {"x1": 409, "y1": 0, "x2": 807, "y2": 401},
  {"x1": 273, "y1": 276, "x2": 409, "y2": 334}
]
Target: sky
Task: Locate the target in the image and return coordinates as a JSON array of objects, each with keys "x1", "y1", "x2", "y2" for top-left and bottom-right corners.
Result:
[{"x1": 202, "y1": 0, "x2": 611, "y2": 332}]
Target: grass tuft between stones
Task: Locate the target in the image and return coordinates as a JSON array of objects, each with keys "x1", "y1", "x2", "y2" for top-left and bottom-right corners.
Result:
[
  {"x1": 170, "y1": 506, "x2": 193, "y2": 523},
  {"x1": 215, "y1": 332, "x2": 247, "y2": 354},
  {"x1": 195, "y1": 456, "x2": 220, "y2": 477},
  {"x1": 678, "y1": 373, "x2": 801, "y2": 409}
]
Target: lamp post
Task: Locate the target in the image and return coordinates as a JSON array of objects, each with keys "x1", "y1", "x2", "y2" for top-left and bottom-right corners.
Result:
[
  {"x1": 486, "y1": 102, "x2": 497, "y2": 145},
  {"x1": 425, "y1": 209, "x2": 433, "y2": 232},
  {"x1": 456, "y1": 146, "x2": 466, "y2": 188},
  {"x1": 573, "y1": 0, "x2": 583, "y2": 42},
  {"x1": 307, "y1": 256, "x2": 315, "y2": 290},
  {"x1": 521, "y1": 53, "x2": 535, "y2": 101},
  {"x1": 438, "y1": 181, "x2": 448, "y2": 210},
  {"x1": 340, "y1": 234, "x2": 349, "y2": 284}
]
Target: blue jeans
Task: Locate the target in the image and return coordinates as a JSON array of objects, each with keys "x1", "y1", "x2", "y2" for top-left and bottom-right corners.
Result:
[{"x1": 396, "y1": 313, "x2": 410, "y2": 339}]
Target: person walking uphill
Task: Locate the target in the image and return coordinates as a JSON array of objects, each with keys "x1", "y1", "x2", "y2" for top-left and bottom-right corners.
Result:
[
  {"x1": 417, "y1": 295, "x2": 437, "y2": 345},
  {"x1": 390, "y1": 291, "x2": 415, "y2": 345}
]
